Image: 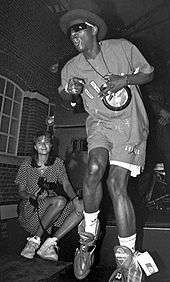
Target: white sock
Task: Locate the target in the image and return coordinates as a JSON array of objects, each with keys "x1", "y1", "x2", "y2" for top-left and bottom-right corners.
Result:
[
  {"x1": 118, "y1": 233, "x2": 136, "y2": 253},
  {"x1": 83, "y1": 210, "x2": 99, "y2": 236}
]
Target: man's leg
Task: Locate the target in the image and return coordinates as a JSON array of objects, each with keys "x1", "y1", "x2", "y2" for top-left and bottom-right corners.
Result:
[
  {"x1": 83, "y1": 148, "x2": 108, "y2": 210},
  {"x1": 107, "y1": 165, "x2": 135, "y2": 240},
  {"x1": 74, "y1": 147, "x2": 109, "y2": 280},
  {"x1": 107, "y1": 165, "x2": 143, "y2": 281}
]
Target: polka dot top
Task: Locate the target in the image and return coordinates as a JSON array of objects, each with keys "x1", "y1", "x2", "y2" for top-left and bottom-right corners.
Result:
[{"x1": 15, "y1": 157, "x2": 68, "y2": 196}]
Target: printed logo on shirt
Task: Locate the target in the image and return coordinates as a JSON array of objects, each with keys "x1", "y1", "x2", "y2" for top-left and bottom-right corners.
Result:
[{"x1": 84, "y1": 80, "x2": 101, "y2": 100}]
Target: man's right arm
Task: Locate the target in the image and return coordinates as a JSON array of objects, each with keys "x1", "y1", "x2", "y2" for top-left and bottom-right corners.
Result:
[
  {"x1": 58, "y1": 85, "x2": 83, "y2": 109},
  {"x1": 58, "y1": 77, "x2": 84, "y2": 109}
]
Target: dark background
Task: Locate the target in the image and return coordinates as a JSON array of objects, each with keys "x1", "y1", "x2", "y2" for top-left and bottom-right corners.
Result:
[{"x1": 1, "y1": 0, "x2": 170, "y2": 102}]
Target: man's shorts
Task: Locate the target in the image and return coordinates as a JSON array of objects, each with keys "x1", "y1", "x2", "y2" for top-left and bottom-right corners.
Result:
[{"x1": 87, "y1": 119, "x2": 146, "y2": 177}]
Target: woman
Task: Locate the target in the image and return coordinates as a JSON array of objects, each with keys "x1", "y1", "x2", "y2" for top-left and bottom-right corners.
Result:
[{"x1": 15, "y1": 131, "x2": 83, "y2": 261}]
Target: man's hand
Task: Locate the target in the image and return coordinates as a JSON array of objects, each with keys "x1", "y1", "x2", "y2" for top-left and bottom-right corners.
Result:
[
  {"x1": 99, "y1": 74, "x2": 127, "y2": 98},
  {"x1": 158, "y1": 109, "x2": 170, "y2": 126},
  {"x1": 67, "y1": 78, "x2": 85, "y2": 95}
]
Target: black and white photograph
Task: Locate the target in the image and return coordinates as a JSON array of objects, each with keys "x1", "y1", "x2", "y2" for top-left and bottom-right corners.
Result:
[{"x1": 0, "y1": 0, "x2": 170, "y2": 281}]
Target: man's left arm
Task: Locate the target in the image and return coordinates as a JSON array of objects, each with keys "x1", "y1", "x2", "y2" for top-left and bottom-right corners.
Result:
[
  {"x1": 99, "y1": 41, "x2": 154, "y2": 96},
  {"x1": 125, "y1": 41, "x2": 154, "y2": 87},
  {"x1": 124, "y1": 70, "x2": 154, "y2": 87},
  {"x1": 99, "y1": 71, "x2": 154, "y2": 97}
]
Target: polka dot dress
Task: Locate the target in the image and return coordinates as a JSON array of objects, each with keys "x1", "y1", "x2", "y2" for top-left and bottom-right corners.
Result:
[{"x1": 15, "y1": 157, "x2": 74, "y2": 235}]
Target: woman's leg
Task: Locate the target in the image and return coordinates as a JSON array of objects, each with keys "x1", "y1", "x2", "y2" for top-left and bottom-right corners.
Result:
[
  {"x1": 36, "y1": 196, "x2": 67, "y2": 237},
  {"x1": 53, "y1": 201, "x2": 84, "y2": 241},
  {"x1": 36, "y1": 201, "x2": 84, "y2": 261}
]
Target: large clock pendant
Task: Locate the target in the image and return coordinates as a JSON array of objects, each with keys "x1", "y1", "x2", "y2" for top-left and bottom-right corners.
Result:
[{"x1": 102, "y1": 86, "x2": 132, "y2": 111}]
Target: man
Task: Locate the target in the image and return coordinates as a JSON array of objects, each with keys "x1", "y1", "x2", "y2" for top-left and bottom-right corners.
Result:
[{"x1": 58, "y1": 0, "x2": 155, "y2": 280}]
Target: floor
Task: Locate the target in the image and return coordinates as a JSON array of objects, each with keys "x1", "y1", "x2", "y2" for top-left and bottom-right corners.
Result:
[
  {"x1": 1, "y1": 209, "x2": 170, "y2": 282},
  {"x1": 0, "y1": 254, "x2": 72, "y2": 282},
  {"x1": 0, "y1": 191, "x2": 170, "y2": 281},
  {"x1": 0, "y1": 255, "x2": 169, "y2": 282}
]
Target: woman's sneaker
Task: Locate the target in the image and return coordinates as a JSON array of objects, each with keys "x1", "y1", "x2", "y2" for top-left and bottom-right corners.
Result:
[
  {"x1": 37, "y1": 237, "x2": 59, "y2": 261},
  {"x1": 21, "y1": 236, "x2": 41, "y2": 259}
]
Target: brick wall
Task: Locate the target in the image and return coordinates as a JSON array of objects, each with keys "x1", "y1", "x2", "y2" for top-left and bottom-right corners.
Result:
[
  {"x1": 54, "y1": 126, "x2": 86, "y2": 159},
  {"x1": 0, "y1": 163, "x2": 20, "y2": 205},
  {"x1": 0, "y1": 89, "x2": 87, "y2": 206},
  {"x1": 0, "y1": 91, "x2": 50, "y2": 205},
  {"x1": 0, "y1": 89, "x2": 50, "y2": 241},
  {"x1": 18, "y1": 94, "x2": 49, "y2": 156}
]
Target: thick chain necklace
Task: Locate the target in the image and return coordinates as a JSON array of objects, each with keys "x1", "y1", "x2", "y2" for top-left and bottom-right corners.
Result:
[{"x1": 84, "y1": 47, "x2": 111, "y2": 79}]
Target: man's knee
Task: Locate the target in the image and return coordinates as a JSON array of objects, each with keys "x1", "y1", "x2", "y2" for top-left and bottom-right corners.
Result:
[{"x1": 88, "y1": 157, "x2": 105, "y2": 177}]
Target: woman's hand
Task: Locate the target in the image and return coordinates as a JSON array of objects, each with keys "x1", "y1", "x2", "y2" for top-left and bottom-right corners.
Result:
[
  {"x1": 35, "y1": 189, "x2": 48, "y2": 199},
  {"x1": 72, "y1": 198, "x2": 83, "y2": 214},
  {"x1": 29, "y1": 197, "x2": 38, "y2": 208},
  {"x1": 29, "y1": 193, "x2": 37, "y2": 200}
]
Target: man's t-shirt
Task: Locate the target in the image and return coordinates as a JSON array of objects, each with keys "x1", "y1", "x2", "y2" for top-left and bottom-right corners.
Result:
[
  {"x1": 60, "y1": 39, "x2": 154, "y2": 167},
  {"x1": 61, "y1": 39, "x2": 153, "y2": 121}
]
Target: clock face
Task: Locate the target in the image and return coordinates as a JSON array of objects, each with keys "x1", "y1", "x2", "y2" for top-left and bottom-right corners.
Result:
[{"x1": 102, "y1": 87, "x2": 132, "y2": 111}]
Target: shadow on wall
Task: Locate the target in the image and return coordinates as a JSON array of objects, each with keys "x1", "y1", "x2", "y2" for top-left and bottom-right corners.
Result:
[{"x1": 65, "y1": 149, "x2": 88, "y2": 197}]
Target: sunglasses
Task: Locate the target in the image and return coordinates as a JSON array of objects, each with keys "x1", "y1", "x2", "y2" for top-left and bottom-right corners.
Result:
[{"x1": 67, "y1": 23, "x2": 88, "y2": 38}]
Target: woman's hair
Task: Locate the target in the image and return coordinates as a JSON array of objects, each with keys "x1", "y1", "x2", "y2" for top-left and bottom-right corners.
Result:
[{"x1": 31, "y1": 130, "x2": 57, "y2": 167}]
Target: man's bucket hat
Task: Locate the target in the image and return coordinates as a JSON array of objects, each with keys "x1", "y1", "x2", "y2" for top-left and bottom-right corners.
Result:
[{"x1": 59, "y1": 0, "x2": 107, "y2": 40}]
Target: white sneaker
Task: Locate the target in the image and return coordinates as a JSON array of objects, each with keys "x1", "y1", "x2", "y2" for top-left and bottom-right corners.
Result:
[
  {"x1": 21, "y1": 236, "x2": 41, "y2": 259},
  {"x1": 37, "y1": 237, "x2": 59, "y2": 261}
]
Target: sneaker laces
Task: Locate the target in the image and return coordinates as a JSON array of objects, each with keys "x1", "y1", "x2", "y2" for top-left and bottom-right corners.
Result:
[
  {"x1": 24, "y1": 241, "x2": 39, "y2": 253},
  {"x1": 44, "y1": 240, "x2": 59, "y2": 253},
  {"x1": 128, "y1": 251, "x2": 143, "y2": 281},
  {"x1": 80, "y1": 233, "x2": 94, "y2": 243},
  {"x1": 48, "y1": 241, "x2": 58, "y2": 250},
  {"x1": 79, "y1": 233, "x2": 96, "y2": 254},
  {"x1": 28, "y1": 236, "x2": 40, "y2": 243},
  {"x1": 27, "y1": 237, "x2": 40, "y2": 246}
]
